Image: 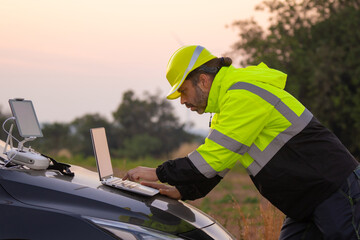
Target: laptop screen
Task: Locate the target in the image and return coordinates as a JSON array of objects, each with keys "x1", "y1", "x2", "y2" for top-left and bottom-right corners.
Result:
[
  {"x1": 90, "y1": 127, "x2": 113, "y2": 180},
  {"x1": 9, "y1": 99, "x2": 43, "y2": 138}
]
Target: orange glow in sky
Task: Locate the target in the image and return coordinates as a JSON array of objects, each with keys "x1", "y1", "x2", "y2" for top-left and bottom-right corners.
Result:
[{"x1": 1, "y1": 0, "x2": 267, "y2": 131}]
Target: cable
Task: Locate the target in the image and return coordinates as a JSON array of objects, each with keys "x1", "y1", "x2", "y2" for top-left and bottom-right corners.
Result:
[
  {"x1": 4, "y1": 149, "x2": 19, "y2": 167},
  {"x1": 2, "y1": 117, "x2": 20, "y2": 145},
  {"x1": 2, "y1": 116, "x2": 21, "y2": 167}
]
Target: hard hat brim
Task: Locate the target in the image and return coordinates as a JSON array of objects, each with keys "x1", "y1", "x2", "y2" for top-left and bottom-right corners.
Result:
[
  {"x1": 166, "y1": 90, "x2": 181, "y2": 100},
  {"x1": 166, "y1": 83, "x2": 182, "y2": 99}
]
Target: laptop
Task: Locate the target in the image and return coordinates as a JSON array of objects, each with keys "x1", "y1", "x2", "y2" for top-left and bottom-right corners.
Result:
[{"x1": 90, "y1": 127, "x2": 159, "y2": 196}]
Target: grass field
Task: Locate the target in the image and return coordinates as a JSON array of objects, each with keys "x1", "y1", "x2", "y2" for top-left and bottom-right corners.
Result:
[
  {"x1": 190, "y1": 167, "x2": 285, "y2": 239},
  {"x1": 61, "y1": 155, "x2": 285, "y2": 240}
]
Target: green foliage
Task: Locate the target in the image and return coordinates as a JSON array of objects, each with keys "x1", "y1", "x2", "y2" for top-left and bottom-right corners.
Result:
[
  {"x1": 70, "y1": 113, "x2": 114, "y2": 156},
  {"x1": 5, "y1": 90, "x2": 199, "y2": 160},
  {"x1": 230, "y1": 0, "x2": 360, "y2": 157},
  {"x1": 31, "y1": 122, "x2": 71, "y2": 155},
  {"x1": 59, "y1": 155, "x2": 165, "y2": 170},
  {"x1": 61, "y1": 154, "x2": 97, "y2": 168},
  {"x1": 116, "y1": 134, "x2": 162, "y2": 159},
  {"x1": 243, "y1": 197, "x2": 259, "y2": 204},
  {"x1": 214, "y1": 194, "x2": 235, "y2": 204},
  {"x1": 199, "y1": 198, "x2": 212, "y2": 213},
  {"x1": 113, "y1": 90, "x2": 196, "y2": 159}
]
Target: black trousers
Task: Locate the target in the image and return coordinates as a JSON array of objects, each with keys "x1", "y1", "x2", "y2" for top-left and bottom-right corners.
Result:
[{"x1": 279, "y1": 165, "x2": 360, "y2": 240}]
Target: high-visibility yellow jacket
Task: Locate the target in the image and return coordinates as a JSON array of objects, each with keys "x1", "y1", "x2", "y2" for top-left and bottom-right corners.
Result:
[
  {"x1": 189, "y1": 63, "x2": 312, "y2": 177},
  {"x1": 157, "y1": 63, "x2": 358, "y2": 220}
]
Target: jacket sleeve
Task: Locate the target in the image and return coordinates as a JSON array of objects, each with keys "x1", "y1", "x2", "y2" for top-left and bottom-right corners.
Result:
[
  {"x1": 156, "y1": 157, "x2": 210, "y2": 185},
  {"x1": 156, "y1": 157, "x2": 222, "y2": 200},
  {"x1": 175, "y1": 176, "x2": 222, "y2": 201}
]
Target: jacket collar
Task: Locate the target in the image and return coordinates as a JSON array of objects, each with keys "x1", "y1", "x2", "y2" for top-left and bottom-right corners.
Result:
[
  {"x1": 204, "y1": 66, "x2": 231, "y2": 113},
  {"x1": 204, "y1": 63, "x2": 287, "y2": 113}
]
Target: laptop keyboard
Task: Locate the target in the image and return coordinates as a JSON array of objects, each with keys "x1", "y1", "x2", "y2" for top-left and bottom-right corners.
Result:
[
  {"x1": 108, "y1": 178, "x2": 138, "y2": 189},
  {"x1": 105, "y1": 177, "x2": 159, "y2": 196}
]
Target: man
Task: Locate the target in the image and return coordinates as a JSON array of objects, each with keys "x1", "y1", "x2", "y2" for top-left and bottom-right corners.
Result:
[{"x1": 124, "y1": 45, "x2": 360, "y2": 239}]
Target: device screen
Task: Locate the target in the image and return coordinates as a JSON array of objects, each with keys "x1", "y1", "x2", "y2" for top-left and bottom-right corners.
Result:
[
  {"x1": 9, "y1": 99, "x2": 43, "y2": 138},
  {"x1": 90, "y1": 127, "x2": 113, "y2": 180}
]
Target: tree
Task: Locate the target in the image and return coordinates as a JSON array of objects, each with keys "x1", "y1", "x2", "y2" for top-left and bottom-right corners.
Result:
[
  {"x1": 70, "y1": 113, "x2": 114, "y2": 156},
  {"x1": 119, "y1": 134, "x2": 162, "y2": 159},
  {"x1": 31, "y1": 122, "x2": 71, "y2": 156},
  {"x1": 113, "y1": 90, "x2": 196, "y2": 158},
  {"x1": 229, "y1": 0, "x2": 360, "y2": 157},
  {"x1": 0, "y1": 91, "x2": 198, "y2": 160}
]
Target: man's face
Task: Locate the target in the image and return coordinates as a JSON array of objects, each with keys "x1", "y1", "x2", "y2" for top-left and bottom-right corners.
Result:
[{"x1": 178, "y1": 76, "x2": 209, "y2": 114}]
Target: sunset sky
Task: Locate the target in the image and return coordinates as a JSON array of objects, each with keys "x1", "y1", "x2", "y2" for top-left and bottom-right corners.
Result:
[{"x1": 1, "y1": 0, "x2": 268, "y2": 133}]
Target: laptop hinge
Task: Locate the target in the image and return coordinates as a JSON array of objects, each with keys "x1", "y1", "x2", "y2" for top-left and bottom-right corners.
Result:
[{"x1": 102, "y1": 176, "x2": 113, "y2": 182}]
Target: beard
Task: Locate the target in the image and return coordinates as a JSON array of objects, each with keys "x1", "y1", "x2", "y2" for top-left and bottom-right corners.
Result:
[{"x1": 193, "y1": 84, "x2": 209, "y2": 114}]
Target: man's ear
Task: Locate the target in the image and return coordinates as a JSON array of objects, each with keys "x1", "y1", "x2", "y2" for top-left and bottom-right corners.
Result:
[{"x1": 198, "y1": 74, "x2": 212, "y2": 91}]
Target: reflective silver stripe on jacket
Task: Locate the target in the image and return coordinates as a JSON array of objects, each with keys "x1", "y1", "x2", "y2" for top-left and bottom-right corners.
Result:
[
  {"x1": 188, "y1": 81, "x2": 313, "y2": 178},
  {"x1": 229, "y1": 82, "x2": 313, "y2": 176},
  {"x1": 188, "y1": 129, "x2": 247, "y2": 178},
  {"x1": 188, "y1": 150, "x2": 230, "y2": 178},
  {"x1": 207, "y1": 129, "x2": 250, "y2": 155}
]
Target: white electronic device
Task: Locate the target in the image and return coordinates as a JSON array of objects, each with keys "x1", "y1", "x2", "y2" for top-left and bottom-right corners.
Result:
[
  {"x1": 6, "y1": 149, "x2": 49, "y2": 170},
  {"x1": 2, "y1": 98, "x2": 50, "y2": 170}
]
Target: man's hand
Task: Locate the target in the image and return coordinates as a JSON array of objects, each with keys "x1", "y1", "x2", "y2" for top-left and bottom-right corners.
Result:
[
  {"x1": 141, "y1": 182, "x2": 182, "y2": 200},
  {"x1": 122, "y1": 166, "x2": 158, "y2": 182}
]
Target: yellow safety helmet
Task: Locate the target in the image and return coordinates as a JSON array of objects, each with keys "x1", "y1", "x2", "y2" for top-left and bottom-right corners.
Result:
[{"x1": 166, "y1": 45, "x2": 217, "y2": 100}]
